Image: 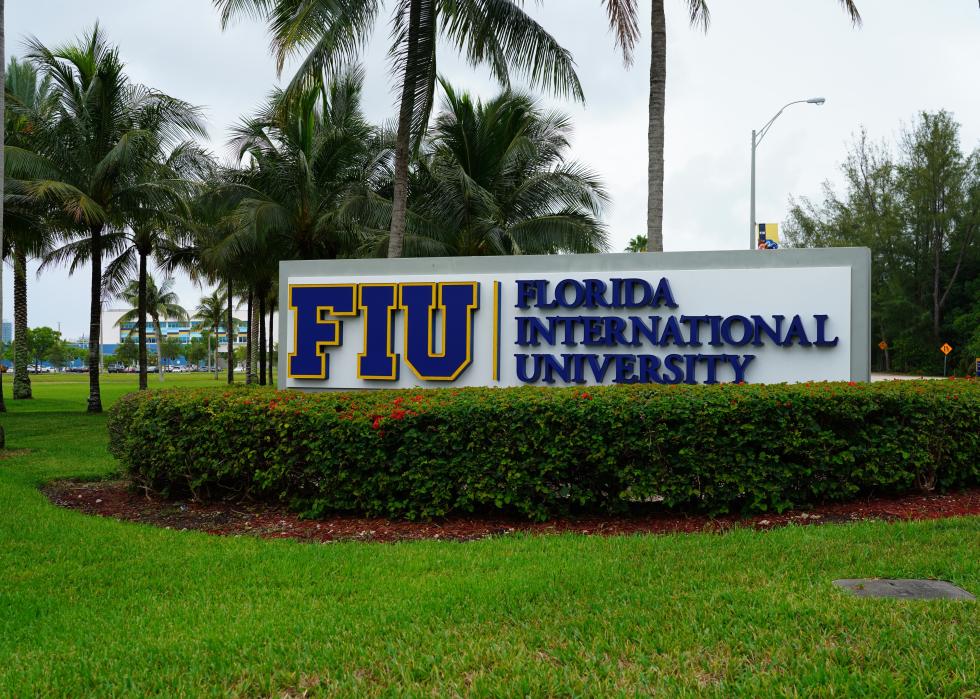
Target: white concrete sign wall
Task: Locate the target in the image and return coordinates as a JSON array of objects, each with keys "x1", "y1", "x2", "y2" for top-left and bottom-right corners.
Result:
[{"x1": 279, "y1": 249, "x2": 870, "y2": 390}]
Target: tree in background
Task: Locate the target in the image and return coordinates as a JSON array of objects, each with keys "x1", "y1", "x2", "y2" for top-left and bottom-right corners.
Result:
[
  {"x1": 23, "y1": 326, "x2": 59, "y2": 371},
  {"x1": 46, "y1": 338, "x2": 84, "y2": 370},
  {"x1": 597, "y1": 0, "x2": 861, "y2": 252},
  {"x1": 624, "y1": 234, "x2": 648, "y2": 253},
  {"x1": 184, "y1": 336, "x2": 209, "y2": 367},
  {"x1": 194, "y1": 288, "x2": 228, "y2": 378},
  {"x1": 114, "y1": 337, "x2": 139, "y2": 368},
  {"x1": 391, "y1": 83, "x2": 608, "y2": 257},
  {"x1": 159, "y1": 337, "x2": 183, "y2": 369},
  {"x1": 116, "y1": 274, "x2": 189, "y2": 382},
  {"x1": 214, "y1": 0, "x2": 583, "y2": 261},
  {"x1": 786, "y1": 111, "x2": 980, "y2": 374}
]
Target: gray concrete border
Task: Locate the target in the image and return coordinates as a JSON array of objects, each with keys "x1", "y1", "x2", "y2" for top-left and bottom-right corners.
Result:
[{"x1": 279, "y1": 248, "x2": 872, "y2": 387}]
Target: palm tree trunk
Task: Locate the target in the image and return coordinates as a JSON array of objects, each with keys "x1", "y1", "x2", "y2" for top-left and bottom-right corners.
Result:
[
  {"x1": 212, "y1": 323, "x2": 220, "y2": 380},
  {"x1": 153, "y1": 317, "x2": 165, "y2": 382},
  {"x1": 138, "y1": 252, "x2": 148, "y2": 390},
  {"x1": 12, "y1": 247, "x2": 32, "y2": 399},
  {"x1": 87, "y1": 224, "x2": 104, "y2": 413},
  {"x1": 267, "y1": 301, "x2": 275, "y2": 386},
  {"x1": 387, "y1": 0, "x2": 423, "y2": 259},
  {"x1": 646, "y1": 0, "x2": 666, "y2": 253},
  {"x1": 245, "y1": 289, "x2": 254, "y2": 385},
  {"x1": 251, "y1": 294, "x2": 260, "y2": 383},
  {"x1": 226, "y1": 279, "x2": 234, "y2": 384},
  {"x1": 258, "y1": 294, "x2": 266, "y2": 386}
]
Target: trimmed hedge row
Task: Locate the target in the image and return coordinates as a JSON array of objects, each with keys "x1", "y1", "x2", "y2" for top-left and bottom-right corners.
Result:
[{"x1": 107, "y1": 380, "x2": 980, "y2": 520}]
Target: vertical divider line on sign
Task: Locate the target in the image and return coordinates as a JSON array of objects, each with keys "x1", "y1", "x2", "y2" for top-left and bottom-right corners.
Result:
[{"x1": 492, "y1": 281, "x2": 501, "y2": 382}]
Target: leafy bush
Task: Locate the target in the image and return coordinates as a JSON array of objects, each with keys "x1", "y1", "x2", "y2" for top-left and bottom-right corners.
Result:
[{"x1": 108, "y1": 380, "x2": 980, "y2": 520}]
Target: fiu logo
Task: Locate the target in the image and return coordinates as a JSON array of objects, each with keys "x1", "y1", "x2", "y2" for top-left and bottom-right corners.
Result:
[{"x1": 288, "y1": 282, "x2": 480, "y2": 381}]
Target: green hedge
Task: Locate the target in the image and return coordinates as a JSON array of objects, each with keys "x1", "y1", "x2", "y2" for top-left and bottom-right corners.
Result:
[{"x1": 107, "y1": 380, "x2": 980, "y2": 520}]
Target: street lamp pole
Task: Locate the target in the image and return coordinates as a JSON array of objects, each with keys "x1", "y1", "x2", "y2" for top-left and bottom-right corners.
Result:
[{"x1": 750, "y1": 97, "x2": 826, "y2": 250}]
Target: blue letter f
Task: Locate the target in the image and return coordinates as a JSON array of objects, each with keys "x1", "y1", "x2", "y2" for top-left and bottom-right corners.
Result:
[{"x1": 288, "y1": 284, "x2": 357, "y2": 379}]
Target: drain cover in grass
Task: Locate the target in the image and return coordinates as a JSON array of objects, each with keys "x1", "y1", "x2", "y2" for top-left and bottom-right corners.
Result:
[{"x1": 834, "y1": 579, "x2": 975, "y2": 600}]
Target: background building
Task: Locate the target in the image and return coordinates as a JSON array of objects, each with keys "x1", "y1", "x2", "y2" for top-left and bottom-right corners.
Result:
[
  {"x1": 2, "y1": 320, "x2": 11, "y2": 345},
  {"x1": 101, "y1": 308, "x2": 253, "y2": 364}
]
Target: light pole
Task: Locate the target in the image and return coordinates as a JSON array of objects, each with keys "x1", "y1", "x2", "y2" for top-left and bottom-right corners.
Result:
[{"x1": 750, "y1": 97, "x2": 826, "y2": 250}]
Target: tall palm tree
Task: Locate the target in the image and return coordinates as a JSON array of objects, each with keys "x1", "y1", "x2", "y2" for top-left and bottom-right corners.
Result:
[
  {"x1": 4, "y1": 56, "x2": 57, "y2": 400},
  {"x1": 224, "y1": 66, "x2": 382, "y2": 262},
  {"x1": 214, "y1": 0, "x2": 583, "y2": 260},
  {"x1": 116, "y1": 274, "x2": 188, "y2": 382},
  {"x1": 195, "y1": 288, "x2": 228, "y2": 380},
  {"x1": 42, "y1": 141, "x2": 213, "y2": 391},
  {"x1": 599, "y1": 0, "x2": 861, "y2": 252},
  {"x1": 16, "y1": 25, "x2": 205, "y2": 411},
  {"x1": 108, "y1": 142, "x2": 213, "y2": 390},
  {"x1": 386, "y1": 82, "x2": 608, "y2": 256}
]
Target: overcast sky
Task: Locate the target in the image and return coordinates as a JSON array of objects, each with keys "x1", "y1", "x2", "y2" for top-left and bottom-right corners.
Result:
[{"x1": 6, "y1": 0, "x2": 980, "y2": 339}]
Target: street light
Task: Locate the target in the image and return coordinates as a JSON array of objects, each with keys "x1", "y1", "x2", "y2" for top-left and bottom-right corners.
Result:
[{"x1": 750, "y1": 97, "x2": 826, "y2": 250}]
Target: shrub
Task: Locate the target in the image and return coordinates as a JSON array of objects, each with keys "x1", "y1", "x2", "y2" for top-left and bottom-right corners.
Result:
[{"x1": 107, "y1": 380, "x2": 980, "y2": 520}]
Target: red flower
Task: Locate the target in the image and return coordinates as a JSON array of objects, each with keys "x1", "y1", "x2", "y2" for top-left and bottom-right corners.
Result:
[
  {"x1": 391, "y1": 409, "x2": 407, "y2": 420},
  {"x1": 848, "y1": 381, "x2": 857, "y2": 386},
  {"x1": 413, "y1": 395, "x2": 424, "y2": 403},
  {"x1": 371, "y1": 417, "x2": 382, "y2": 430},
  {"x1": 394, "y1": 397, "x2": 404, "y2": 406}
]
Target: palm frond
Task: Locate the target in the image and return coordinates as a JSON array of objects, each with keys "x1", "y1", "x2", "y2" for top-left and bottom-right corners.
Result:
[{"x1": 602, "y1": 0, "x2": 640, "y2": 65}]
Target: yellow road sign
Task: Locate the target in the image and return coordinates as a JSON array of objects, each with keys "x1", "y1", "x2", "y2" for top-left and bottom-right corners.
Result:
[
  {"x1": 940, "y1": 342, "x2": 953, "y2": 356},
  {"x1": 878, "y1": 341, "x2": 888, "y2": 351}
]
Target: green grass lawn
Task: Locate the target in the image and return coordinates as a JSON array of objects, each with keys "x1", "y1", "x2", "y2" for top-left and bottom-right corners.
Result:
[{"x1": 1, "y1": 374, "x2": 978, "y2": 697}]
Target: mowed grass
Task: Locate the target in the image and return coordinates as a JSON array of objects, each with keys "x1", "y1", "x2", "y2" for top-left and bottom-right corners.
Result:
[{"x1": 0, "y1": 375, "x2": 978, "y2": 697}]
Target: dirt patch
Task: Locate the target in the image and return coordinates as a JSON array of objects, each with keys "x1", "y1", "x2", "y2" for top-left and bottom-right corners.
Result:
[
  {"x1": 42, "y1": 480, "x2": 980, "y2": 544},
  {"x1": 0, "y1": 449, "x2": 32, "y2": 460}
]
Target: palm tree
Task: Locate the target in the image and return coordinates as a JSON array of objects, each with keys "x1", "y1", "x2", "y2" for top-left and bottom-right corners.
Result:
[
  {"x1": 42, "y1": 141, "x2": 213, "y2": 391},
  {"x1": 4, "y1": 56, "x2": 58, "y2": 400},
  {"x1": 386, "y1": 82, "x2": 608, "y2": 256},
  {"x1": 599, "y1": 0, "x2": 861, "y2": 252},
  {"x1": 625, "y1": 234, "x2": 647, "y2": 252},
  {"x1": 195, "y1": 287, "x2": 228, "y2": 380},
  {"x1": 109, "y1": 142, "x2": 213, "y2": 390},
  {"x1": 214, "y1": 0, "x2": 583, "y2": 260},
  {"x1": 224, "y1": 66, "x2": 383, "y2": 262},
  {"x1": 116, "y1": 274, "x2": 188, "y2": 382},
  {"x1": 16, "y1": 25, "x2": 205, "y2": 411},
  {"x1": 163, "y1": 182, "x2": 251, "y2": 385}
]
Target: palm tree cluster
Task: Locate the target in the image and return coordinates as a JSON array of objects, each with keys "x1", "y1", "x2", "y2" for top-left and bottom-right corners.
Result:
[{"x1": 3, "y1": 24, "x2": 608, "y2": 411}]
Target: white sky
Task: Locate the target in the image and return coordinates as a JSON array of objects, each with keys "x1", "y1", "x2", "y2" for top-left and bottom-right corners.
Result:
[{"x1": 6, "y1": 0, "x2": 980, "y2": 339}]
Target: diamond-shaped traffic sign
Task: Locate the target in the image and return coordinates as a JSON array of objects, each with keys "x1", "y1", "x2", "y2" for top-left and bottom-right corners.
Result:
[
  {"x1": 878, "y1": 341, "x2": 888, "y2": 351},
  {"x1": 940, "y1": 342, "x2": 953, "y2": 356}
]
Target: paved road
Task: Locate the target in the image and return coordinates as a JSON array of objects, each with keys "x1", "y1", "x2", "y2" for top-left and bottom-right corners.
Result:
[{"x1": 871, "y1": 373, "x2": 944, "y2": 382}]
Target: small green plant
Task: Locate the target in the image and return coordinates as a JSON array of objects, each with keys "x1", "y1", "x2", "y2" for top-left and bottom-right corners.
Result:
[{"x1": 108, "y1": 379, "x2": 980, "y2": 521}]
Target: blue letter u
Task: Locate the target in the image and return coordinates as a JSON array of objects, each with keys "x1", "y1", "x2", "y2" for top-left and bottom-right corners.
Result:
[{"x1": 400, "y1": 282, "x2": 479, "y2": 381}]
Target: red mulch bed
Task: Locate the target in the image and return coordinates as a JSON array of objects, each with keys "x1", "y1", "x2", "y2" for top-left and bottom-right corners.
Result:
[{"x1": 42, "y1": 481, "x2": 980, "y2": 544}]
